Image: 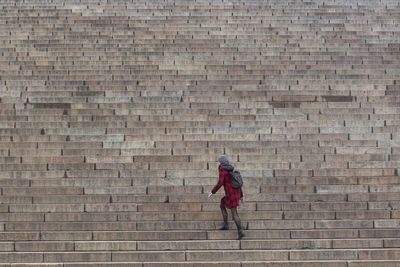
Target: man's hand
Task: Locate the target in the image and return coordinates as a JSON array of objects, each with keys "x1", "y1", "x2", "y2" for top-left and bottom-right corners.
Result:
[
  {"x1": 208, "y1": 192, "x2": 213, "y2": 198},
  {"x1": 241, "y1": 196, "x2": 245, "y2": 203}
]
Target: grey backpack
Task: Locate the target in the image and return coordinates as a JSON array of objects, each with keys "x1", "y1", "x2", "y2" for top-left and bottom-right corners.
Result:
[{"x1": 229, "y1": 170, "x2": 243, "y2": 189}]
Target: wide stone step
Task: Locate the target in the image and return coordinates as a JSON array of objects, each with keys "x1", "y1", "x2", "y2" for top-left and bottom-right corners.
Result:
[
  {"x1": 0, "y1": 249, "x2": 400, "y2": 262},
  {"x1": 16, "y1": 213, "x2": 382, "y2": 230},
  {"x1": 42, "y1": 261, "x2": 400, "y2": 267},
  {"x1": 1, "y1": 179, "x2": 399, "y2": 198},
  {"x1": 0, "y1": 210, "x2": 397, "y2": 222},
  {"x1": 3, "y1": 238, "x2": 399, "y2": 252},
  {"x1": 6, "y1": 228, "x2": 400, "y2": 242}
]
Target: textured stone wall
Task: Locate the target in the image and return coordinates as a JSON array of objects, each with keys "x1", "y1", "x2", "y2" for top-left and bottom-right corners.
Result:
[{"x1": 0, "y1": 0, "x2": 399, "y2": 264}]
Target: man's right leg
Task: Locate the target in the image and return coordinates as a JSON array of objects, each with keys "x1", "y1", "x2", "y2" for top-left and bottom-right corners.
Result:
[
  {"x1": 219, "y1": 206, "x2": 229, "y2": 230},
  {"x1": 231, "y1": 207, "x2": 245, "y2": 240}
]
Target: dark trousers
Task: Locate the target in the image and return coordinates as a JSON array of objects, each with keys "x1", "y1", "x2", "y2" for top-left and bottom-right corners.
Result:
[{"x1": 220, "y1": 206, "x2": 242, "y2": 230}]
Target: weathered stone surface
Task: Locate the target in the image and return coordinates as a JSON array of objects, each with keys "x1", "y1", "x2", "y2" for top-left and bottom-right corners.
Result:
[
  {"x1": 1, "y1": 0, "x2": 400, "y2": 265},
  {"x1": 186, "y1": 250, "x2": 288, "y2": 261},
  {"x1": 289, "y1": 250, "x2": 358, "y2": 260},
  {"x1": 138, "y1": 240, "x2": 240, "y2": 251},
  {"x1": 333, "y1": 239, "x2": 383, "y2": 249},
  {"x1": 112, "y1": 251, "x2": 185, "y2": 262},
  {"x1": 0, "y1": 253, "x2": 44, "y2": 263},
  {"x1": 75, "y1": 241, "x2": 137, "y2": 251},
  {"x1": 15, "y1": 242, "x2": 74, "y2": 252},
  {"x1": 44, "y1": 252, "x2": 111, "y2": 262}
]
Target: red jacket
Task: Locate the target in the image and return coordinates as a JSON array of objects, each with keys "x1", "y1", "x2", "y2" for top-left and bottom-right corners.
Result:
[{"x1": 212, "y1": 165, "x2": 243, "y2": 208}]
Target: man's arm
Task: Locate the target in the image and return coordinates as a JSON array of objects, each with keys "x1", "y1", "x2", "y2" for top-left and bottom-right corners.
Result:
[{"x1": 210, "y1": 171, "x2": 224, "y2": 196}]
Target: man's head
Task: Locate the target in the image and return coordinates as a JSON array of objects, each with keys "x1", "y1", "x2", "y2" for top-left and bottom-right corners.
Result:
[{"x1": 218, "y1": 155, "x2": 229, "y2": 165}]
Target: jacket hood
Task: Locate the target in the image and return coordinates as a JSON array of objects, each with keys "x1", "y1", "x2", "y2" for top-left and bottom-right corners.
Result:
[{"x1": 220, "y1": 163, "x2": 234, "y2": 172}]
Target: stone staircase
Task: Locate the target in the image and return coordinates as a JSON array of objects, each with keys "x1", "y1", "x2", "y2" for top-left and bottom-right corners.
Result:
[{"x1": 0, "y1": 0, "x2": 400, "y2": 265}]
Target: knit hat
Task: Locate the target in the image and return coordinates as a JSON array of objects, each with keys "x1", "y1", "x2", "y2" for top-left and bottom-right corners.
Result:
[{"x1": 218, "y1": 155, "x2": 229, "y2": 165}]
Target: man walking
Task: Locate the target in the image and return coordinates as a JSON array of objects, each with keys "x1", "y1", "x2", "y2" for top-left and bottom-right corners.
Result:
[{"x1": 208, "y1": 155, "x2": 245, "y2": 240}]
